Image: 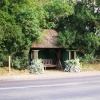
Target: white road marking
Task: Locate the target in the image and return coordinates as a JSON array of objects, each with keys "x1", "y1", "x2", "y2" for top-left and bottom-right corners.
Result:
[{"x1": 0, "y1": 80, "x2": 100, "y2": 90}]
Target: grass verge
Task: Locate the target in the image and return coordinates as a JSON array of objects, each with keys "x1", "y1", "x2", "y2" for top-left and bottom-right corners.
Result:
[{"x1": 0, "y1": 63, "x2": 100, "y2": 76}]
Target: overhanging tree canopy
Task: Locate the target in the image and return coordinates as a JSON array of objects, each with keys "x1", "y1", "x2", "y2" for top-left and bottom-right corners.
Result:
[{"x1": 0, "y1": 0, "x2": 100, "y2": 68}]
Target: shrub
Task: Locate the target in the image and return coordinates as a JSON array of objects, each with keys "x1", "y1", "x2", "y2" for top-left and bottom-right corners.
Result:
[
  {"x1": 0, "y1": 53, "x2": 8, "y2": 67},
  {"x1": 80, "y1": 53, "x2": 96, "y2": 63},
  {"x1": 64, "y1": 59, "x2": 81, "y2": 72},
  {"x1": 12, "y1": 57, "x2": 22, "y2": 69},
  {"x1": 0, "y1": 62, "x2": 3, "y2": 67},
  {"x1": 12, "y1": 56, "x2": 28, "y2": 70},
  {"x1": 28, "y1": 59, "x2": 44, "y2": 74}
]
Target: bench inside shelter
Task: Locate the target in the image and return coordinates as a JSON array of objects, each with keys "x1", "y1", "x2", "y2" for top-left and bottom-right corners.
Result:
[{"x1": 42, "y1": 59, "x2": 57, "y2": 70}]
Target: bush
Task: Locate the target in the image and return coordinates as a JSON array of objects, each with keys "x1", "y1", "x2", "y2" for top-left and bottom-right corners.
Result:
[
  {"x1": 64, "y1": 59, "x2": 81, "y2": 72},
  {"x1": 28, "y1": 59, "x2": 44, "y2": 74},
  {"x1": 80, "y1": 53, "x2": 96, "y2": 63},
  {"x1": 12, "y1": 56, "x2": 28, "y2": 70},
  {"x1": 12, "y1": 57, "x2": 22, "y2": 69},
  {"x1": 0, "y1": 52, "x2": 8, "y2": 67},
  {"x1": 0, "y1": 62, "x2": 3, "y2": 67}
]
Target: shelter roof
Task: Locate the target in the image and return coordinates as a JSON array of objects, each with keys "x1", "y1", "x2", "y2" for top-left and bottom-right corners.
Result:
[{"x1": 31, "y1": 29, "x2": 62, "y2": 48}]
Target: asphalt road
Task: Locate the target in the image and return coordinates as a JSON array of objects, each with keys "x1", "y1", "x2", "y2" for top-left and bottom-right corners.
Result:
[{"x1": 0, "y1": 76, "x2": 100, "y2": 100}]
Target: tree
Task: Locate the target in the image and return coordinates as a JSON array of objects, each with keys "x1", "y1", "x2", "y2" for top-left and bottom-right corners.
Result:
[
  {"x1": 57, "y1": 30, "x2": 76, "y2": 48},
  {"x1": 43, "y1": 0, "x2": 74, "y2": 28},
  {"x1": 57, "y1": 0, "x2": 100, "y2": 55},
  {"x1": 0, "y1": 0, "x2": 45, "y2": 68}
]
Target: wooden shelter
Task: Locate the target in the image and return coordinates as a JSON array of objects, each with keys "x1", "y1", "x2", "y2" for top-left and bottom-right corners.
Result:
[{"x1": 30, "y1": 29, "x2": 78, "y2": 69}]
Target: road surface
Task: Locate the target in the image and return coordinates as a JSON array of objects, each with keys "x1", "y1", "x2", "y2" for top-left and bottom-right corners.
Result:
[{"x1": 0, "y1": 76, "x2": 100, "y2": 100}]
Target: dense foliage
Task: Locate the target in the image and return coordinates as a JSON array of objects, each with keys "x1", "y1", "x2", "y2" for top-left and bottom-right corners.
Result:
[
  {"x1": 0, "y1": 0, "x2": 100, "y2": 68},
  {"x1": 57, "y1": 0, "x2": 100, "y2": 56},
  {"x1": 0, "y1": 0, "x2": 45, "y2": 68}
]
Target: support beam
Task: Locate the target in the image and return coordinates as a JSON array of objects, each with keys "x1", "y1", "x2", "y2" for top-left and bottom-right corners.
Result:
[
  {"x1": 74, "y1": 51, "x2": 76, "y2": 59},
  {"x1": 66, "y1": 50, "x2": 78, "y2": 60},
  {"x1": 68, "y1": 51, "x2": 71, "y2": 60},
  {"x1": 32, "y1": 50, "x2": 39, "y2": 61}
]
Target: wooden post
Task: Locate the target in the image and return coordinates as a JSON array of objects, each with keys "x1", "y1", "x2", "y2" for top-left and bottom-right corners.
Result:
[{"x1": 8, "y1": 56, "x2": 11, "y2": 73}]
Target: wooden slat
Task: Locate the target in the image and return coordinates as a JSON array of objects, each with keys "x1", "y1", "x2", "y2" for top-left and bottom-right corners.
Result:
[{"x1": 42, "y1": 59, "x2": 56, "y2": 70}]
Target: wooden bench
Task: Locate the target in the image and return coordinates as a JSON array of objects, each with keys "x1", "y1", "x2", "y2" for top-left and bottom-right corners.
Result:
[{"x1": 42, "y1": 59, "x2": 57, "y2": 70}]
